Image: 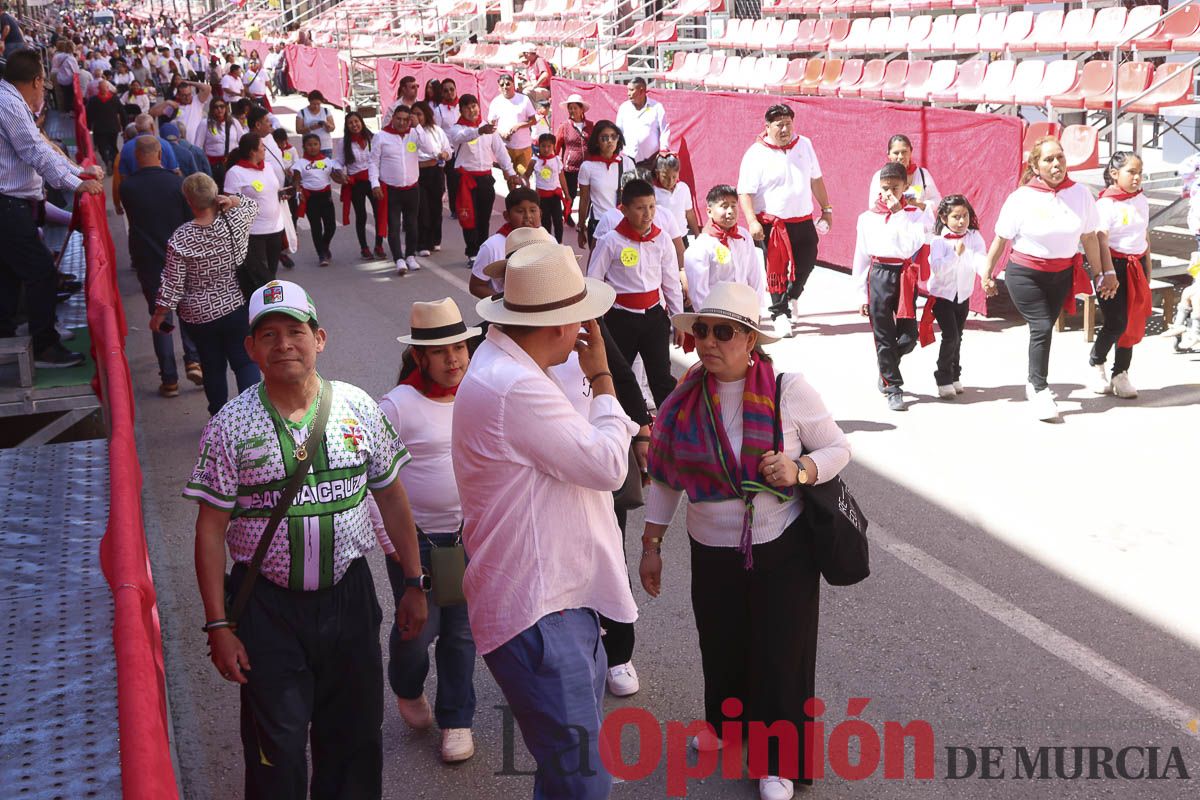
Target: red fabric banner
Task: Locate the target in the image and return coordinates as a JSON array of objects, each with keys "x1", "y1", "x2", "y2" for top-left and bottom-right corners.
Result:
[
  {"x1": 550, "y1": 78, "x2": 1022, "y2": 314},
  {"x1": 284, "y1": 44, "x2": 349, "y2": 107},
  {"x1": 375, "y1": 59, "x2": 506, "y2": 117},
  {"x1": 241, "y1": 38, "x2": 272, "y2": 62}
]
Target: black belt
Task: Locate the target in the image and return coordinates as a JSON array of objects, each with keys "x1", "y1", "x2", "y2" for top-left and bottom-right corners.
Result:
[{"x1": 0, "y1": 194, "x2": 46, "y2": 224}]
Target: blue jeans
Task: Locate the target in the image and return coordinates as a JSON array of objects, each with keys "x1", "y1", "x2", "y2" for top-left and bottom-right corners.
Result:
[
  {"x1": 484, "y1": 609, "x2": 610, "y2": 800},
  {"x1": 180, "y1": 305, "x2": 260, "y2": 415},
  {"x1": 135, "y1": 264, "x2": 199, "y2": 383},
  {"x1": 388, "y1": 531, "x2": 477, "y2": 729}
]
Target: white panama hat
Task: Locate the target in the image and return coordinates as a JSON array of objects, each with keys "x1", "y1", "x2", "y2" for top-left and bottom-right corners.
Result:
[
  {"x1": 481, "y1": 226, "x2": 557, "y2": 281},
  {"x1": 396, "y1": 297, "x2": 482, "y2": 346},
  {"x1": 476, "y1": 243, "x2": 615, "y2": 327},
  {"x1": 559, "y1": 93, "x2": 590, "y2": 112},
  {"x1": 671, "y1": 282, "x2": 780, "y2": 344}
]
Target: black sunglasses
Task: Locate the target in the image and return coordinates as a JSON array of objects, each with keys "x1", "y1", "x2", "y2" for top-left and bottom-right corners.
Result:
[{"x1": 692, "y1": 321, "x2": 745, "y2": 342}]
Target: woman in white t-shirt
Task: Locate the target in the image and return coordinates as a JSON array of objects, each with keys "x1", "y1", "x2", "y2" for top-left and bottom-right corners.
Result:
[
  {"x1": 222, "y1": 132, "x2": 286, "y2": 297},
  {"x1": 983, "y1": 137, "x2": 1119, "y2": 421},
  {"x1": 375, "y1": 297, "x2": 481, "y2": 766},
  {"x1": 296, "y1": 90, "x2": 335, "y2": 157},
  {"x1": 202, "y1": 98, "x2": 244, "y2": 176},
  {"x1": 576, "y1": 119, "x2": 636, "y2": 249},
  {"x1": 653, "y1": 153, "x2": 699, "y2": 242}
]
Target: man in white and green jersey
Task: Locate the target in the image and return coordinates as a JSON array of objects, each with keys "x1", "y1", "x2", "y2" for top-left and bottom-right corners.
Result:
[{"x1": 186, "y1": 279, "x2": 428, "y2": 800}]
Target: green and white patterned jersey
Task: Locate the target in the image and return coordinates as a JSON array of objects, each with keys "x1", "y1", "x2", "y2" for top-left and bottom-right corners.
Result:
[{"x1": 183, "y1": 378, "x2": 409, "y2": 590}]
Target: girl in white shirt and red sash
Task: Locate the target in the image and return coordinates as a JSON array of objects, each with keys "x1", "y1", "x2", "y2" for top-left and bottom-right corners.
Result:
[
  {"x1": 984, "y1": 137, "x2": 1119, "y2": 421},
  {"x1": 532, "y1": 132, "x2": 569, "y2": 243},
  {"x1": 295, "y1": 133, "x2": 344, "y2": 267},
  {"x1": 1091, "y1": 152, "x2": 1152, "y2": 399},
  {"x1": 340, "y1": 111, "x2": 386, "y2": 261},
  {"x1": 928, "y1": 195, "x2": 986, "y2": 399}
]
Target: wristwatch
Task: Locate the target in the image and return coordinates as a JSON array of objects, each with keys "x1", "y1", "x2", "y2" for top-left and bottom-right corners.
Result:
[
  {"x1": 403, "y1": 573, "x2": 432, "y2": 593},
  {"x1": 795, "y1": 459, "x2": 810, "y2": 485}
]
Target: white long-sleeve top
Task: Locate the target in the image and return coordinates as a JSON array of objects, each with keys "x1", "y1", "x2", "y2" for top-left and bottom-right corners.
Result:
[
  {"x1": 452, "y1": 327, "x2": 638, "y2": 655},
  {"x1": 851, "y1": 206, "x2": 930, "y2": 300},
  {"x1": 415, "y1": 124, "x2": 451, "y2": 161},
  {"x1": 928, "y1": 230, "x2": 986, "y2": 303},
  {"x1": 1096, "y1": 193, "x2": 1150, "y2": 255},
  {"x1": 645, "y1": 371, "x2": 852, "y2": 548},
  {"x1": 588, "y1": 224, "x2": 685, "y2": 317},
  {"x1": 684, "y1": 226, "x2": 768, "y2": 311},
  {"x1": 344, "y1": 137, "x2": 372, "y2": 177},
  {"x1": 446, "y1": 124, "x2": 515, "y2": 175},
  {"x1": 369, "y1": 127, "x2": 422, "y2": 189}
]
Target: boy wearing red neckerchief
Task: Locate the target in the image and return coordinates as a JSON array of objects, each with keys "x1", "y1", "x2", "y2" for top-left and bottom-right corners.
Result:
[{"x1": 684, "y1": 184, "x2": 769, "y2": 317}]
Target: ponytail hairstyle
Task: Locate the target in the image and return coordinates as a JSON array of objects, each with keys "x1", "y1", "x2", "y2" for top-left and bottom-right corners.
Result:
[
  {"x1": 224, "y1": 131, "x2": 262, "y2": 173},
  {"x1": 1020, "y1": 135, "x2": 1061, "y2": 186},
  {"x1": 887, "y1": 133, "x2": 913, "y2": 152},
  {"x1": 933, "y1": 194, "x2": 981, "y2": 235},
  {"x1": 1104, "y1": 151, "x2": 1140, "y2": 187}
]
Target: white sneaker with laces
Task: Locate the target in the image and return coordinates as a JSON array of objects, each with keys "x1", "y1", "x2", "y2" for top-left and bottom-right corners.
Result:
[
  {"x1": 441, "y1": 728, "x2": 475, "y2": 763},
  {"x1": 759, "y1": 776, "x2": 794, "y2": 800},
  {"x1": 937, "y1": 384, "x2": 957, "y2": 400},
  {"x1": 953, "y1": 380, "x2": 963, "y2": 394},
  {"x1": 1026, "y1": 383, "x2": 1059, "y2": 421},
  {"x1": 1089, "y1": 362, "x2": 1112, "y2": 395},
  {"x1": 606, "y1": 662, "x2": 640, "y2": 697},
  {"x1": 395, "y1": 695, "x2": 432, "y2": 729},
  {"x1": 417, "y1": 249, "x2": 432, "y2": 257},
  {"x1": 395, "y1": 259, "x2": 408, "y2": 275},
  {"x1": 1111, "y1": 371, "x2": 1137, "y2": 399},
  {"x1": 406, "y1": 255, "x2": 421, "y2": 271}
]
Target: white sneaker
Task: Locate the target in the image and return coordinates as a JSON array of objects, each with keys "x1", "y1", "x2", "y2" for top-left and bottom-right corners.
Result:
[
  {"x1": 395, "y1": 259, "x2": 408, "y2": 275},
  {"x1": 433, "y1": 244, "x2": 442, "y2": 252},
  {"x1": 406, "y1": 255, "x2": 421, "y2": 271},
  {"x1": 465, "y1": 256, "x2": 474, "y2": 270},
  {"x1": 937, "y1": 384, "x2": 957, "y2": 400},
  {"x1": 759, "y1": 776, "x2": 794, "y2": 800},
  {"x1": 417, "y1": 249, "x2": 432, "y2": 257},
  {"x1": 1026, "y1": 383, "x2": 1059, "y2": 421},
  {"x1": 395, "y1": 695, "x2": 433, "y2": 730},
  {"x1": 441, "y1": 728, "x2": 475, "y2": 763},
  {"x1": 1111, "y1": 371, "x2": 1138, "y2": 399},
  {"x1": 1089, "y1": 362, "x2": 1112, "y2": 395},
  {"x1": 952, "y1": 380, "x2": 963, "y2": 394},
  {"x1": 606, "y1": 662, "x2": 640, "y2": 697},
  {"x1": 689, "y1": 729, "x2": 722, "y2": 752}
]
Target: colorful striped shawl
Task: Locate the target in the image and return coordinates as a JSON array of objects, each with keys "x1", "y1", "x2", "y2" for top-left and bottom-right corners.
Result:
[{"x1": 647, "y1": 353, "x2": 792, "y2": 567}]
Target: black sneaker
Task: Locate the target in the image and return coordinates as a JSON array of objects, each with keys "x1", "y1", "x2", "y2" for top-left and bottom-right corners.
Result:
[{"x1": 35, "y1": 343, "x2": 85, "y2": 369}]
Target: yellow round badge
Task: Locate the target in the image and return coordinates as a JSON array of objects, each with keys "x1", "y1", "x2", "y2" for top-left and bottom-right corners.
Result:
[
  {"x1": 251, "y1": 180, "x2": 265, "y2": 192},
  {"x1": 468, "y1": 139, "x2": 479, "y2": 146},
  {"x1": 315, "y1": 160, "x2": 326, "y2": 169},
  {"x1": 539, "y1": 167, "x2": 552, "y2": 180},
  {"x1": 620, "y1": 247, "x2": 639, "y2": 268},
  {"x1": 406, "y1": 141, "x2": 417, "y2": 153},
  {"x1": 715, "y1": 244, "x2": 731, "y2": 265}
]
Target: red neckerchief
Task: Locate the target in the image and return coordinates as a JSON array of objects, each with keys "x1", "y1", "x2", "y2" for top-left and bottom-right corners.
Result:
[
  {"x1": 279, "y1": 142, "x2": 293, "y2": 152},
  {"x1": 302, "y1": 153, "x2": 324, "y2": 163},
  {"x1": 389, "y1": 123, "x2": 412, "y2": 136},
  {"x1": 1099, "y1": 186, "x2": 1142, "y2": 201},
  {"x1": 236, "y1": 159, "x2": 265, "y2": 171},
  {"x1": 587, "y1": 153, "x2": 622, "y2": 165},
  {"x1": 98, "y1": 88, "x2": 115, "y2": 102},
  {"x1": 350, "y1": 133, "x2": 369, "y2": 148},
  {"x1": 703, "y1": 221, "x2": 742, "y2": 248},
  {"x1": 943, "y1": 231, "x2": 967, "y2": 240},
  {"x1": 616, "y1": 218, "x2": 660, "y2": 242},
  {"x1": 1025, "y1": 176, "x2": 1076, "y2": 194},
  {"x1": 871, "y1": 196, "x2": 917, "y2": 222},
  {"x1": 758, "y1": 134, "x2": 798, "y2": 152},
  {"x1": 456, "y1": 115, "x2": 481, "y2": 127},
  {"x1": 496, "y1": 223, "x2": 514, "y2": 237},
  {"x1": 906, "y1": 160, "x2": 920, "y2": 176},
  {"x1": 131, "y1": 87, "x2": 146, "y2": 96},
  {"x1": 400, "y1": 369, "x2": 458, "y2": 399}
]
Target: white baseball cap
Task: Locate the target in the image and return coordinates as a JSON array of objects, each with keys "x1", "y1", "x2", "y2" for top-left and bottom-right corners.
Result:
[{"x1": 248, "y1": 280, "x2": 319, "y2": 329}]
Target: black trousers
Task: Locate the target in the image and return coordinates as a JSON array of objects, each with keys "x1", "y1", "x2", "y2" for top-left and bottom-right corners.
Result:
[
  {"x1": 417, "y1": 165, "x2": 445, "y2": 250},
  {"x1": 443, "y1": 155, "x2": 458, "y2": 213},
  {"x1": 540, "y1": 194, "x2": 564, "y2": 243},
  {"x1": 1005, "y1": 264, "x2": 1073, "y2": 391},
  {"x1": 1090, "y1": 256, "x2": 1133, "y2": 376},
  {"x1": 598, "y1": 506, "x2": 634, "y2": 667},
  {"x1": 350, "y1": 179, "x2": 382, "y2": 250},
  {"x1": 564, "y1": 170, "x2": 579, "y2": 219},
  {"x1": 867, "y1": 263, "x2": 919, "y2": 390},
  {"x1": 462, "y1": 174, "x2": 496, "y2": 257},
  {"x1": 233, "y1": 557, "x2": 384, "y2": 800},
  {"x1": 238, "y1": 231, "x2": 283, "y2": 300},
  {"x1": 604, "y1": 305, "x2": 675, "y2": 409},
  {"x1": 760, "y1": 218, "x2": 819, "y2": 312},
  {"x1": 304, "y1": 191, "x2": 336, "y2": 257},
  {"x1": 690, "y1": 518, "x2": 819, "y2": 782},
  {"x1": 0, "y1": 195, "x2": 61, "y2": 352},
  {"x1": 385, "y1": 184, "x2": 420, "y2": 261},
  {"x1": 94, "y1": 130, "x2": 119, "y2": 167},
  {"x1": 931, "y1": 296, "x2": 969, "y2": 387}
]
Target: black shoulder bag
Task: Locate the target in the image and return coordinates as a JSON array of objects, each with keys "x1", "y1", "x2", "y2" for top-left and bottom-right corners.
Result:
[
  {"x1": 774, "y1": 374, "x2": 870, "y2": 586},
  {"x1": 225, "y1": 379, "x2": 332, "y2": 626}
]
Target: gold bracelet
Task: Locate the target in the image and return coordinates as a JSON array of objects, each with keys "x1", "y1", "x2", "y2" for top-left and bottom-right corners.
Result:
[{"x1": 642, "y1": 536, "x2": 663, "y2": 545}]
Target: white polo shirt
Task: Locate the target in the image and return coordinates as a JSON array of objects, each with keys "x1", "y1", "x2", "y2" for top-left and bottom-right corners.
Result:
[
  {"x1": 737, "y1": 135, "x2": 823, "y2": 219},
  {"x1": 587, "y1": 224, "x2": 684, "y2": 316},
  {"x1": 684, "y1": 226, "x2": 768, "y2": 311},
  {"x1": 994, "y1": 182, "x2": 1100, "y2": 261},
  {"x1": 653, "y1": 182, "x2": 693, "y2": 236},
  {"x1": 223, "y1": 163, "x2": 283, "y2": 235}
]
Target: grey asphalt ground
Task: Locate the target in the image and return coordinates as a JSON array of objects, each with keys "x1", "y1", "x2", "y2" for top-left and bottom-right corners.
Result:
[{"x1": 110, "y1": 100, "x2": 1200, "y2": 800}]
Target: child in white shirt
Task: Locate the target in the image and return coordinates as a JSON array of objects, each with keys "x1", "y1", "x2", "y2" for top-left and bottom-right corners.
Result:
[
  {"x1": 928, "y1": 194, "x2": 986, "y2": 399},
  {"x1": 684, "y1": 184, "x2": 767, "y2": 314},
  {"x1": 295, "y1": 133, "x2": 344, "y2": 266},
  {"x1": 532, "y1": 133, "x2": 569, "y2": 243}
]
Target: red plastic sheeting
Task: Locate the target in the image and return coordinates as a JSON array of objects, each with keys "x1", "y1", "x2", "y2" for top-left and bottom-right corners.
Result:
[
  {"x1": 376, "y1": 58, "x2": 506, "y2": 117},
  {"x1": 285, "y1": 44, "x2": 350, "y2": 106},
  {"x1": 73, "y1": 76, "x2": 179, "y2": 800},
  {"x1": 241, "y1": 38, "x2": 272, "y2": 62}
]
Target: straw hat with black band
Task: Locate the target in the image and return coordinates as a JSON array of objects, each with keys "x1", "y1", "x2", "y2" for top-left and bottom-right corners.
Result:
[
  {"x1": 671, "y1": 282, "x2": 780, "y2": 345},
  {"x1": 476, "y1": 242, "x2": 615, "y2": 327},
  {"x1": 397, "y1": 297, "x2": 481, "y2": 346}
]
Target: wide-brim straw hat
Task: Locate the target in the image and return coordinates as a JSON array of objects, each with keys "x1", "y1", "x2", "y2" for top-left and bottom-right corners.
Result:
[
  {"x1": 396, "y1": 297, "x2": 482, "y2": 346},
  {"x1": 559, "y1": 93, "x2": 589, "y2": 112},
  {"x1": 476, "y1": 243, "x2": 614, "y2": 326},
  {"x1": 481, "y1": 226, "x2": 557, "y2": 280},
  {"x1": 671, "y1": 282, "x2": 780, "y2": 345}
]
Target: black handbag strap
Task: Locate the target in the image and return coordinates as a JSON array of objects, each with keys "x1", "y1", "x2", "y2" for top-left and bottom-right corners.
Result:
[{"x1": 228, "y1": 378, "x2": 332, "y2": 624}]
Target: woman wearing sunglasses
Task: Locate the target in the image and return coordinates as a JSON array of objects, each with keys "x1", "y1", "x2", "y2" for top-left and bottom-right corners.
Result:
[{"x1": 640, "y1": 282, "x2": 851, "y2": 800}]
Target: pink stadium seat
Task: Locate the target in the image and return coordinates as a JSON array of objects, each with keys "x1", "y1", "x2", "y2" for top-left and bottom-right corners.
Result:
[
  {"x1": 869, "y1": 0, "x2": 891, "y2": 13},
  {"x1": 1059, "y1": 8, "x2": 1097, "y2": 51},
  {"x1": 1022, "y1": 122, "x2": 1062, "y2": 158},
  {"x1": 1114, "y1": 5, "x2": 1163, "y2": 50},
  {"x1": 761, "y1": 0, "x2": 786, "y2": 14},
  {"x1": 861, "y1": 59, "x2": 909, "y2": 100},
  {"x1": 832, "y1": 0, "x2": 857, "y2": 12},
  {"x1": 656, "y1": 51, "x2": 695, "y2": 82},
  {"x1": 787, "y1": 19, "x2": 816, "y2": 53},
  {"x1": 906, "y1": 15, "x2": 935, "y2": 52},
  {"x1": 927, "y1": 0, "x2": 953, "y2": 10},
  {"x1": 797, "y1": 58, "x2": 827, "y2": 95},
  {"x1": 1089, "y1": 6, "x2": 1129, "y2": 51},
  {"x1": 818, "y1": 0, "x2": 840, "y2": 14},
  {"x1": 768, "y1": 19, "x2": 802, "y2": 53},
  {"x1": 849, "y1": 0, "x2": 872, "y2": 12},
  {"x1": 1021, "y1": 59, "x2": 1079, "y2": 106},
  {"x1": 1049, "y1": 60, "x2": 1113, "y2": 109},
  {"x1": 861, "y1": 17, "x2": 893, "y2": 54},
  {"x1": 975, "y1": 12, "x2": 1009, "y2": 53},
  {"x1": 997, "y1": 60, "x2": 1045, "y2": 105},
  {"x1": 976, "y1": 0, "x2": 1010, "y2": 7},
  {"x1": 1139, "y1": 3, "x2": 1200, "y2": 51},
  {"x1": 816, "y1": 56, "x2": 851, "y2": 95},
  {"x1": 951, "y1": 0, "x2": 974, "y2": 8},
  {"x1": 978, "y1": 59, "x2": 1017, "y2": 104},
  {"x1": 733, "y1": 56, "x2": 764, "y2": 89},
  {"x1": 706, "y1": 55, "x2": 743, "y2": 88},
  {"x1": 929, "y1": 58, "x2": 986, "y2": 104},
  {"x1": 825, "y1": 18, "x2": 856, "y2": 54},
  {"x1": 1011, "y1": 9, "x2": 1062, "y2": 54},
  {"x1": 836, "y1": 17, "x2": 874, "y2": 55},
  {"x1": 906, "y1": 58, "x2": 956, "y2": 102},
  {"x1": 741, "y1": 19, "x2": 771, "y2": 49},
  {"x1": 807, "y1": 58, "x2": 844, "y2": 95},
  {"x1": 908, "y1": 0, "x2": 932, "y2": 11},
  {"x1": 750, "y1": 57, "x2": 792, "y2": 90},
  {"x1": 616, "y1": 19, "x2": 652, "y2": 47},
  {"x1": 1125, "y1": 63, "x2": 1195, "y2": 114},
  {"x1": 1000, "y1": 11, "x2": 1035, "y2": 53},
  {"x1": 807, "y1": 19, "x2": 837, "y2": 52},
  {"x1": 758, "y1": 19, "x2": 785, "y2": 49},
  {"x1": 717, "y1": 18, "x2": 746, "y2": 50},
  {"x1": 766, "y1": 58, "x2": 808, "y2": 94},
  {"x1": 885, "y1": 59, "x2": 930, "y2": 101},
  {"x1": 884, "y1": 16, "x2": 913, "y2": 52},
  {"x1": 1083, "y1": 60, "x2": 1152, "y2": 110},
  {"x1": 913, "y1": 13, "x2": 956, "y2": 55},
  {"x1": 1062, "y1": 124, "x2": 1099, "y2": 171},
  {"x1": 832, "y1": 58, "x2": 866, "y2": 96},
  {"x1": 845, "y1": 59, "x2": 887, "y2": 98},
  {"x1": 655, "y1": 21, "x2": 679, "y2": 44}
]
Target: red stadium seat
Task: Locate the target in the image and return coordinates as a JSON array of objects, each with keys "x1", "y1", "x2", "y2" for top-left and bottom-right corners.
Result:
[
  {"x1": 928, "y1": 0, "x2": 953, "y2": 10},
  {"x1": 616, "y1": 19, "x2": 653, "y2": 47},
  {"x1": 766, "y1": 58, "x2": 809, "y2": 94},
  {"x1": 1022, "y1": 122, "x2": 1062, "y2": 157},
  {"x1": 1000, "y1": 11, "x2": 1035, "y2": 53},
  {"x1": 885, "y1": 59, "x2": 930, "y2": 100},
  {"x1": 1125, "y1": 63, "x2": 1195, "y2": 114},
  {"x1": 845, "y1": 58, "x2": 887, "y2": 98},
  {"x1": 861, "y1": 59, "x2": 909, "y2": 100},
  {"x1": 929, "y1": 59, "x2": 987, "y2": 104},
  {"x1": 1049, "y1": 60, "x2": 1113, "y2": 110},
  {"x1": 1083, "y1": 60, "x2": 1152, "y2": 110},
  {"x1": 1060, "y1": 8, "x2": 1097, "y2": 52},
  {"x1": 1139, "y1": 3, "x2": 1200, "y2": 51},
  {"x1": 832, "y1": 58, "x2": 866, "y2": 96},
  {"x1": 1022, "y1": 60, "x2": 1080, "y2": 106},
  {"x1": 907, "y1": 59, "x2": 957, "y2": 102},
  {"x1": 798, "y1": 58, "x2": 828, "y2": 95},
  {"x1": 768, "y1": 19, "x2": 802, "y2": 53},
  {"x1": 761, "y1": 0, "x2": 787, "y2": 14},
  {"x1": 914, "y1": 13, "x2": 956, "y2": 55},
  {"x1": 1011, "y1": 10, "x2": 1062, "y2": 54},
  {"x1": 817, "y1": 57, "x2": 851, "y2": 95},
  {"x1": 978, "y1": 58, "x2": 1018, "y2": 104},
  {"x1": 975, "y1": 11, "x2": 1009, "y2": 53},
  {"x1": 1089, "y1": 6, "x2": 1129, "y2": 51},
  {"x1": 1116, "y1": 5, "x2": 1167, "y2": 50},
  {"x1": 787, "y1": 18, "x2": 816, "y2": 53},
  {"x1": 807, "y1": 58, "x2": 843, "y2": 95},
  {"x1": 906, "y1": 15, "x2": 935, "y2": 53},
  {"x1": 1061, "y1": 124, "x2": 1099, "y2": 171}
]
